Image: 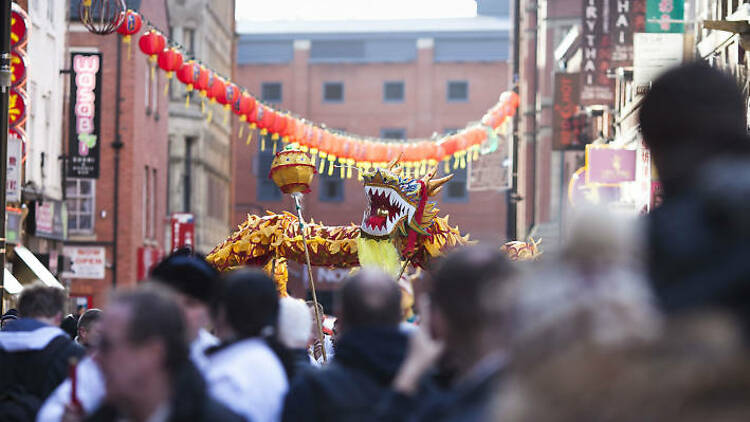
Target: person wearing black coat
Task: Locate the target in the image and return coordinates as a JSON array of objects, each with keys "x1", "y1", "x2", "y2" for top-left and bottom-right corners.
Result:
[{"x1": 282, "y1": 269, "x2": 408, "y2": 422}]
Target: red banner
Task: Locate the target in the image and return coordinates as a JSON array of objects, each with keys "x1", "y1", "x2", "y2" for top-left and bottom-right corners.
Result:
[{"x1": 170, "y1": 213, "x2": 195, "y2": 252}]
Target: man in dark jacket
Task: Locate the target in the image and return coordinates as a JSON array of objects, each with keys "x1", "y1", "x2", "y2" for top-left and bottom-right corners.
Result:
[
  {"x1": 639, "y1": 62, "x2": 750, "y2": 330},
  {"x1": 84, "y1": 285, "x2": 243, "y2": 422},
  {"x1": 0, "y1": 282, "x2": 85, "y2": 421},
  {"x1": 282, "y1": 269, "x2": 407, "y2": 422}
]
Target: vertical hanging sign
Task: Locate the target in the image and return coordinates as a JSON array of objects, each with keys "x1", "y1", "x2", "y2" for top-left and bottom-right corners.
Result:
[
  {"x1": 610, "y1": 0, "x2": 647, "y2": 67},
  {"x1": 581, "y1": 0, "x2": 615, "y2": 106},
  {"x1": 68, "y1": 53, "x2": 103, "y2": 179},
  {"x1": 646, "y1": 0, "x2": 684, "y2": 33}
]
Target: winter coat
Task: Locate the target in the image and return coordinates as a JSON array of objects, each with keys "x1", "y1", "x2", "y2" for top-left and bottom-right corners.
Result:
[
  {"x1": 282, "y1": 326, "x2": 408, "y2": 422},
  {"x1": 84, "y1": 361, "x2": 244, "y2": 422},
  {"x1": 0, "y1": 318, "x2": 85, "y2": 421}
]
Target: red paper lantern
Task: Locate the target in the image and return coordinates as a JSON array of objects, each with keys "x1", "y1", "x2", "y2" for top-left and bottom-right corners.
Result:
[
  {"x1": 233, "y1": 92, "x2": 254, "y2": 118},
  {"x1": 157, "y1": 48, "x2": 183, "y2": 79},
  {"x1": 176, "y1": 61, "x2": 198, "y2": 90},
  {"x1": 259, "y1": 107, "x2": 276, "y2": 130},
  {"x1": 138, "y1": 30, "x2": 166, "y2": 61},
  {"x1": 221, "y1": 83, "x2": 240, "y2": 108},
  {"x1": 116, "y1": 9, "x2": 142, "y2": 42},
  {"x1": 207, "y1": 77, "x2": 225, "y2": 103}
]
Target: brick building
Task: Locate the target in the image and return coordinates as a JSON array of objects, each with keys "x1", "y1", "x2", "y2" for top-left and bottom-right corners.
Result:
[
  {"x1": 232, "y1": 9, "x2": 511, "y2": 303},
  {"x1": 64, "y1": 1, "x2": 169, "y2": 307}
]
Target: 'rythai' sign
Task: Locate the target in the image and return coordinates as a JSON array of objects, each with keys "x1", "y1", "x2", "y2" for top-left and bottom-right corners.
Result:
[
  {"x1": 581, "y1": 0, "x2": 615, "y2": 105},
  {"x1": 68, "y1": 52, "x2": 103, "y2": 179}
]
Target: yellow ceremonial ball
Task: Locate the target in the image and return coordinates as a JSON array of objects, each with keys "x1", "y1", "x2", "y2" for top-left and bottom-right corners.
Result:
[{"x1": 268, "y1": 147, "x2": 316, "y2": 194}]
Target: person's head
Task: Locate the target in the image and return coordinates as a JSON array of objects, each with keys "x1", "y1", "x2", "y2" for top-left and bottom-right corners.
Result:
[
  {"x1": 336, "y1": 268, "x2": 401, "y2": 333},
  {"x1": 61, "y1": 314, "x2": 78, "y2": 339},
  {"x1": 212, "y1": 269, "x2": 279, "y2": 341},
  {"x1": 76, "y1": 305, "x2": 85, "y2": 317},
  {"x1": 95, "y1": 285, "x2": 188, "y2": 407},
  {"x1": 150, "y1": 249, "x2": 220, "y2": 341},
  {"x1": 18, "y1": 282, "x2": 66, "y2": 325},
  {"x1": 278, "y1": 297, "x2": 313, "y2": 349},
  {"x1": 429, "y1": 246, "x2": 516, "y2": 356},
  {"x1": 639, "y1": 62, "x2": 750, "y2": 196},
  {"x1": 77, "y1": 308, "x2": 103, "y2": 348}
]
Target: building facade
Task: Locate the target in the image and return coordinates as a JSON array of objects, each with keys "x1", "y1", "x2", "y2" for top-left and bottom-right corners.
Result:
[
  {"x1": 166, "y1": 0, "x2": 235, "y2": 254},
  {"x1": 233, "y1": 13, "x2": 511, "y2": 305},
  {"x1": 64, "y1": 0, "x2": 170, "y2": 307}
]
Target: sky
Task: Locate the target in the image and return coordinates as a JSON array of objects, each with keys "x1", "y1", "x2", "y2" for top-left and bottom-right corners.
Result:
[{"x1": 235, "y1": 0, "x2": 478, "y2": 21}]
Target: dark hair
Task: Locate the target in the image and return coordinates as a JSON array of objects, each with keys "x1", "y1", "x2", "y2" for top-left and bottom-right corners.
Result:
[
  {"x1": 150, "y1": 249, "x2": 220, "y2": 305},
  {"x1": 431, "y1": 246, "x2": 515, "y2": 331},
  {"x1": 215, "y1": 269, "x2": 279, "y2": 338},
  {"x1": 61, "y1": 314, "x2": 78, "y2": 339},
  {"x1": 112, "y1": 285, "x2": 189, "y2": 373},
  {"x1": 338, "y1": 268, "x2": 401, "y2": 329},
  {"x1": 639, "y1": 62, "x2": 750, "y2": 190},
  {"x1": 77, "y1": 308, "x2": 102, "y2": 331},
  {"x1": 18, "y1": 282, "x2": 66, "y2": 319}
]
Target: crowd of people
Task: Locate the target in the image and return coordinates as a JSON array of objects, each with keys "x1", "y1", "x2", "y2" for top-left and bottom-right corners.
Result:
[{"x1": 2, "y1": 61, "x2": 750, "y2": 422}]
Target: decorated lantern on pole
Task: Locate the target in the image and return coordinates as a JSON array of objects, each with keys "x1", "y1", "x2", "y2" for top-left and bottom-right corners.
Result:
[
  {"x1": 80, "y1": 0, "x2": 127, "y2": 35},
  {"x1": 139, "y1": 30, "x2": 166, "y2": 80},
  {"x1": 268, "y1": 146, "x2": 327, "y2": 362}
]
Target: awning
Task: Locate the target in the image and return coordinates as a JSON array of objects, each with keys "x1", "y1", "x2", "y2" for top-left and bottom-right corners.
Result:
[
  {"x1": 3, "y1": 269, "x2": 23, "y2": 295},
  {"x1": 14, "y1": 246, "x2": 65, "y2": 290}
]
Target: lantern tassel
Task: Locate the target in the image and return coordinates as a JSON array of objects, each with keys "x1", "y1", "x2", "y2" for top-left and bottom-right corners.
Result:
[
  {"x1": 201, "y1": 98, "x2": 205, "y2": 114},
  {"x1": 123, "y1": 36, "x2": 132, "y2": 60},
  {"x1": 460, "y1": 152, "x2": 467, "y2": 169},
  {"x1": 318, "y1": 158, "x2": 326, "y2": 174},
  {"x1": 444, "y1": 158, "x2": 450, "y2": 174},
  {"x1": 206, "y1": 109, "x2": 213, "y2": 124},
  {"x1": 223, "y1": 109, "x2": 230, "y2": 125},
  {"x1": 239, "y1": 125, "x2": 244, "y2": 139},
  {"x1": 261, "y1": 135, "x2": 266, "y2": 151},
  {"x1": 163, "y1": 74, "x2": 171, "y2": 97},
  {"x1": 310, "y1": 149, "x2": 318, "y2": 167},
  {"x1": 272, "y1": 140, "x2": 277, "y2": 155},
  {"x1": 185, "y1": 94, "x2": 190, "y2": 108}
]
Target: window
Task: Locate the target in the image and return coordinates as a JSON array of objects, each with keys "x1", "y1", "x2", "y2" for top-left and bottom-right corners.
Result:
[
  {"x1": 151, "y1": 71, "x2": 159, "y2": 117},
  {"x1": 323, "y1": 82, "x2": 344, "y2": 103},
  {"x1": 381, "y1": 128, "x2": 406, "y2": 140},
  {"x1": 207, "y1": 175, "x2": 228, "y2": 221},
  {"x1": 257, "y1": 138, "x2": 283, "y2": 201},
  {"x1": 66, "y1": 179, "x2": 95, "y2": 234},
  {"x1": 383, "y1": 81, "x2": 405, "y2": 102},
  {"x1": 183, "y1": 28, "x2": 195, "y2": 56},
  {"x1": 145, "y1": 63, "x2": 150, "y2": 112},
  {"x1": 262, "y1": 82, "x2": 282, "y2": 103},
  {"x1": 143, "y1": 166, "x2": 149, "y2": 239},
  {"x1": 151, "y1": 168, "x2": 157, "y2": 239},
  {"x1": 443, "y1": 165, "x2": 469, "y2": 202},
  {"x1": 318, "y1": 173, "x2": 345, "y2": 202},
  {"x1": 447, "y1": 81, "x2": 469, "y2": 102}
]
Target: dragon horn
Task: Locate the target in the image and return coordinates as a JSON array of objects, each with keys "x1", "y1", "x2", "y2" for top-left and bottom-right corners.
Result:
[
  {"x1": 421, "y1": 167, "x2": 437, "y2": 183},
  {"x1": 386, "y1": 153, "x2": 403, "y2": 171},
  {"x1": 427, "y1": 174, "x2": 454, "y2": 196}
]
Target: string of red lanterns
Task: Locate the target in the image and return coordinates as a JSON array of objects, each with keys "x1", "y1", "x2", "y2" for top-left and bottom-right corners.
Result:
[{"x1": 116, "y1": 11, "x2": 520, "y2": 178}]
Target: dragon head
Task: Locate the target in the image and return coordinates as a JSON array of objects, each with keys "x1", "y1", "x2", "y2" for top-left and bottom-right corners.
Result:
[{"x1": 360, "y1": 155, "x2": 453, "y2": 238}]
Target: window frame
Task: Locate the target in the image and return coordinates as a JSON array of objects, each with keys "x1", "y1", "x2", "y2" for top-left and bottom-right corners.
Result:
[
  {"x1": 383, "y1": 81, "x2": 405, "y2": 103},
  {"x1": 446, "y1": 80, "x2": 469, "y2": 103},
  {"x1": 318, "y1": 173, "x2": 345, "y2": 202},
  {"x1": 261, "y1": 82, "x2": 283, "y2": 104},
  {"x1": 442, "y1": 165, "x2": 469, "y2": 203},
  {"x1": 256, "y1": 137, "x2": 283, "y2": 201},
  {"x1": 380, "y1": 128, "x2": 406, "y2": 140},
  {"x1": 66, "y1": 178, "x2": 96, "y2": 235},
  {"x1": 322, "y1": 81, "x2": 345, "y2": 103}
]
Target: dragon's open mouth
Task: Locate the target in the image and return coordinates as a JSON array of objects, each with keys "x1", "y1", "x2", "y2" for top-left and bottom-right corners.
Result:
[{"x1": 361, "y1": 185, "x2": 416, "y2": 237}]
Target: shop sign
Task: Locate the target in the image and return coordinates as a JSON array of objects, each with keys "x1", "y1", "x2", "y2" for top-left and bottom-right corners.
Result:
[
  {"x1": 35, "y1": 201, "x2": 68, "y2": 241},
  {"x1": 553, "y1": 73, "x2": 584, "y2": 150},
  {"x1": 7, "y1": 132, "x2": 22, "y2": 203},
  {"x1": 137, "y1": 246, "x2": 163, "y2": 281},
  {"x1": 62, "y1": 247, "x2": 106, "y2": 280},
  {"x1": 6, "y1": 207, "x2": 23, "y2": 244},
  {"x1": 170, "y1": 213, "x2": 195, "y2": 252},
  {"x1": 586, "y1": 145, "x2": 637, "y2": 185},
  {"x1": 10, "y1": 6, "x2": 28, "y2": 48},
  {"x1": 468, "y1": 127, "x2": 511, "y2": 191},
  {"x1": 633, "y1": 33, "x2": 684, "y2": 96},
  {"x1": 68, "y1": 53, "x2": 103, "y2": 179},
  {"x1": 610, "y1": 0, "x2": 647, "y2": 67},
  {"x1": 10, "y1": 51, "x2": 26, "y2": 88},
  {"x1": 8, "y1": 87, "x2": 27, "y2": 128},
  {"x1": 646, "y1": 0, "x2": 684, "y2": 33},
  {"x1": 581, "y1": 0, "x2": 615, "y2": 105}
]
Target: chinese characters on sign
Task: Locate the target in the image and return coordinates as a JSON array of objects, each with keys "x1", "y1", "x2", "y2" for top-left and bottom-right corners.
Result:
[
  {"x1": 581, "y1": 0, "x2": 615, "y2": 105},
  {"x1": 68, "y1": 53, "x2": 103, "y2": 179},
  {"x1": 646, "y1": 0, "x2": 684, "y2": 33},
  {"x1": 7, "y1": 132, "x2": 22, "y2": 203},
  {"x1": 552, "y1": 73, "x2": 584, "y2": 150}
]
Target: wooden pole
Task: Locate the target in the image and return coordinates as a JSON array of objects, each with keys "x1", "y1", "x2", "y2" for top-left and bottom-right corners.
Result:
[{"x1": 292, "y1": 193, "x2": 327, "y2": 363}]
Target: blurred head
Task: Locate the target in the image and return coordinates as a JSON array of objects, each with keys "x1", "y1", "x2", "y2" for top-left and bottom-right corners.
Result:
[
  {"x1": 61, "y1": 314, "x2": 78, "y2": 339},
  {"x1": 336, "y1": 268, "x2": 401, "y2": 333},
  {"x1": 150, "y1": 249, "x2": 219, "y2": 341},
  {"x1": 95, "y1": 285, "x2": 188, "y2": 405},
  {"x1": 212, "y1": 269, "x2": 279, "y2": 341},
  {"x1": 1, "y1": 309, "x2": 18, "y2": 330},
  {"x1": 278, "y1": 297, "x2": 313, "y2": 349},
  {"x1": 77, "y1": 308, "x2": 103, "y2": 349},
  {"x1": 430, "y1": 246, "x2": 515, "y2": 352},
  {"x1": 639, "y1": 62, "x2": 750, "y2": 196},
  {"x1": 19, "y1": 283, "x2": 65, "y2": 325}
]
